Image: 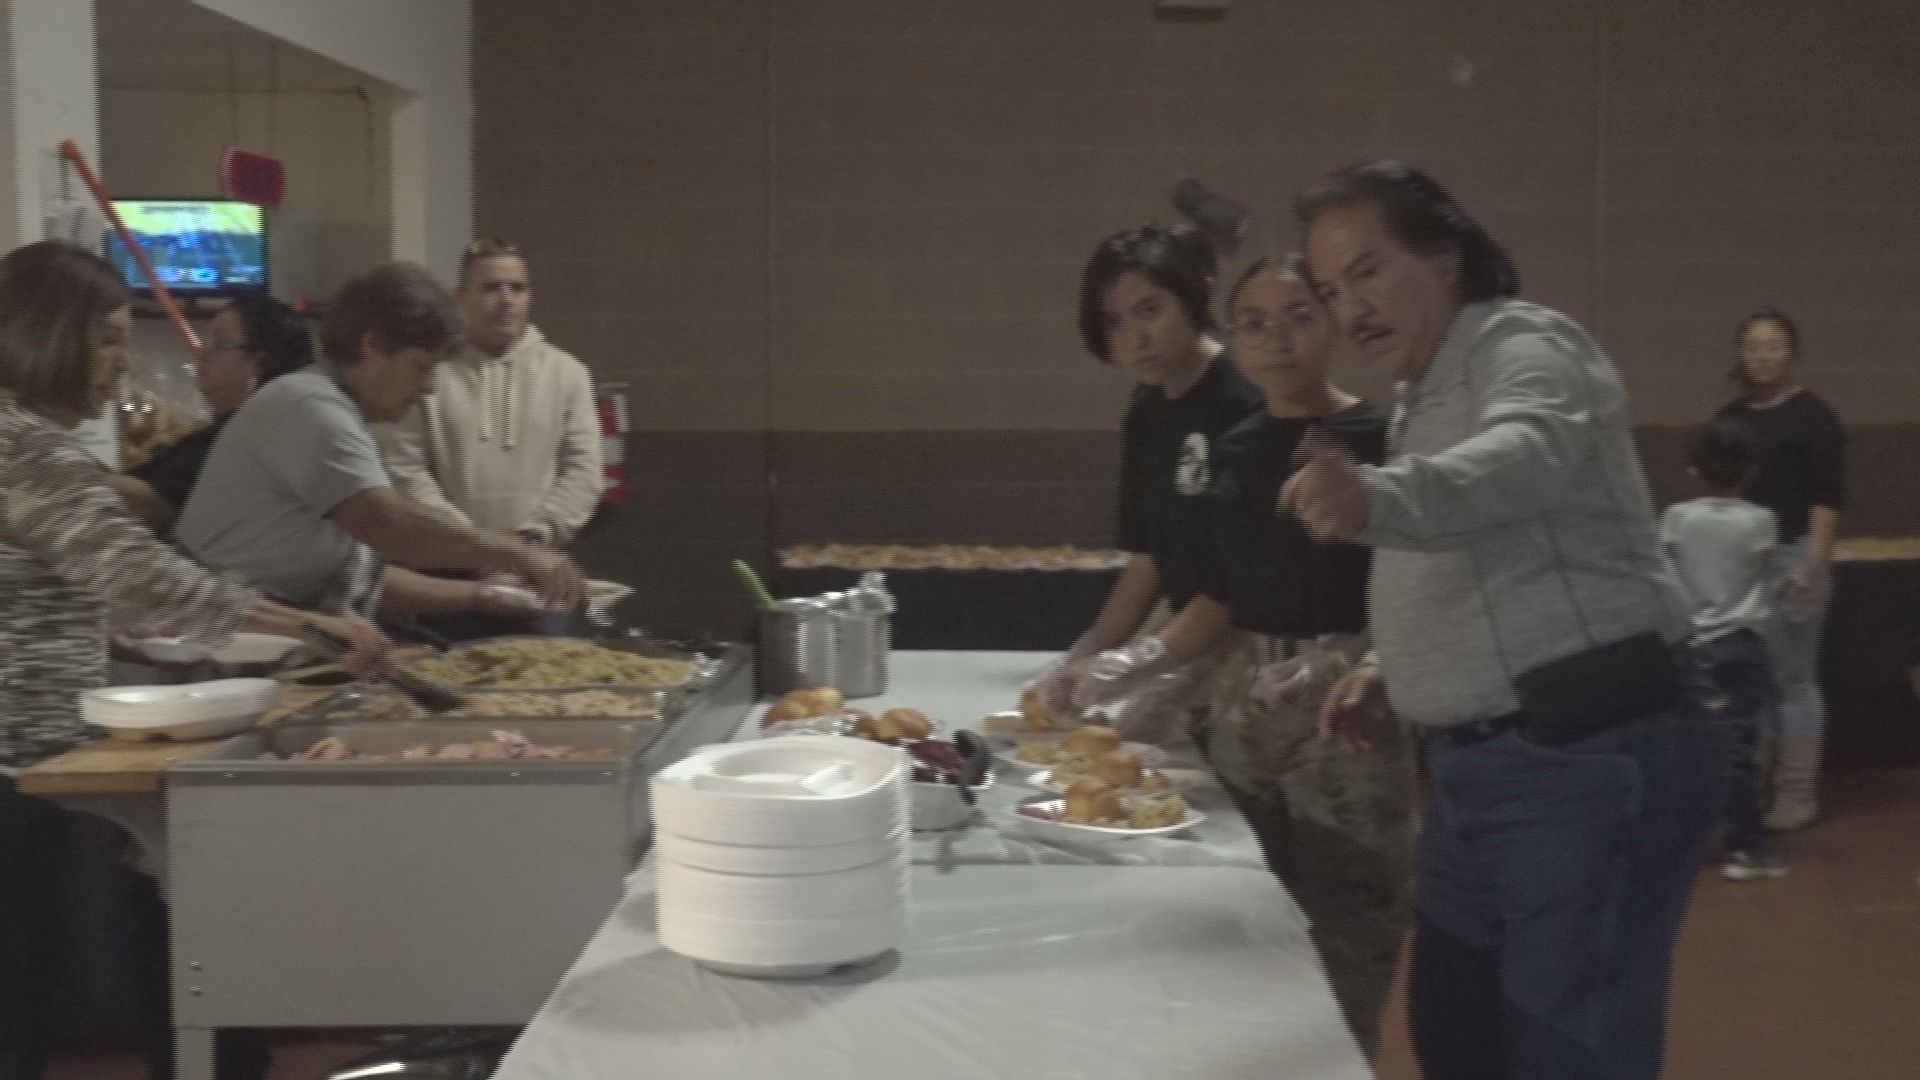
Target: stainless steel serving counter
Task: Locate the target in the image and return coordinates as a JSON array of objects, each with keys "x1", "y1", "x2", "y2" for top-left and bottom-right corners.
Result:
[{"x1": 163, "y1": 644, "x2": 757, "y2": 1080}]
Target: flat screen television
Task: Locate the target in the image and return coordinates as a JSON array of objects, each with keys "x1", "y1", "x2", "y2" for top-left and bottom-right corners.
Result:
[{"x1": 103, "y1": 198, "x2": 269, "y2": 297}]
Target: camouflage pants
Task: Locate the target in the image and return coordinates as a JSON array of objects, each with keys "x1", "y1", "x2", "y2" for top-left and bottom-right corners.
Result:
[{"x1": 1191, "y1": 631, "x2": 1418, "y2": 1056}]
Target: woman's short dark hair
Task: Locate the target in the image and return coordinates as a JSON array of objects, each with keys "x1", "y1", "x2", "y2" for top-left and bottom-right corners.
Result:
[
  {"x1": 321, "y1": 262, "x2": 462, "y2": 367},
  {"x1": 1294, "y1": 161, "x2": 1519, "y2": 304},
  {"x1": 1689, "y1": 418, "x2": 1760, "y2": 492},
  {"x1": 0, "y1": 240, "x2": 130, "y2": 419},
  {"x1": 1224, "y1": 252, "x2": 1310, "y2": 310},
  {"x1": 226, "y1": 294, "x2": 314, "y2": 384},
  {"x1": 1077, "y1": 222, "x2": 1218, "y2": 361}
]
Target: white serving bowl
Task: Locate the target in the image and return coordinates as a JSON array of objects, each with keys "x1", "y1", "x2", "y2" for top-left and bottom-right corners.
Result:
[{"x1": 908, "y1": 771, "x2": 994, "y2": 831}]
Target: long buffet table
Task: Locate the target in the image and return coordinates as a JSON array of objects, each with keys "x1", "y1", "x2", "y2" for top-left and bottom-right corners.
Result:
[
  {"x1": 19, "y1": 650, "x2": 1365, "y2": 1079},
  {"x1": 491, "y1": 651, "x2": 1369, "y2": 1080}
]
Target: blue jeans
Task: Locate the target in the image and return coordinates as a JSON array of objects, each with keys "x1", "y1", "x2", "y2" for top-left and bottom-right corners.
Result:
[
  {"x1": 1410, "y1": 709, "x2": 1726, "y2": 1079},
  {"x1": 1765, "y1": 538, "x2": 1829, "y2": 741},
  {"x1": 1688, "y1": 629, "x2": 1775, "y2": 856}
]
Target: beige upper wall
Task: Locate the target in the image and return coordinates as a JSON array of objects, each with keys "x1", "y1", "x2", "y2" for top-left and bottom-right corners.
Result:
[
  {"x1": 474, "y1": 0, "x2": 1920, "y2": 433},
  {"x1": 100, "y1": 89, "x2": 389, "y2": 307}
]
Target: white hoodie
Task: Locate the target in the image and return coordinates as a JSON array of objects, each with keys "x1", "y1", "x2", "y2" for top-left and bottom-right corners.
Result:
[{"x1": 372, "y1": 326, "x2": 602, "y2": 546}]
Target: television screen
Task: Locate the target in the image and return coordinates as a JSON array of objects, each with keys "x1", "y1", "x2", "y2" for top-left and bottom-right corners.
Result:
[{"x1": 104, "y1": 199, "x2": 268, "y2": 296}]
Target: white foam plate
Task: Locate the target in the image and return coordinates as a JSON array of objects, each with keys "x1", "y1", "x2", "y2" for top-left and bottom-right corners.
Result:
[
  {"x1": 1027, "y1": 766, "x2": 1205, "y2": 796},
  {"x1": 652, "y1": 736, "x2": 908, "y2": 847},
  {"x1": 82, "y1": 678, "x2": 282, "y2": 741},
  {"x1": 1001, "y1": 796, "x2": 1205, "y2": 845},
  {"x1": 694, "y1": 956, "x2": 886, "y2": 980},
  {"x1": 658, "y1": 849, "x2": 909, "y2": 921},
  {"x1": 659, "y1": 904, "x2": 906, "y2": 970},
  {"x1": 585, "y1": 579, "x2": 633, "y2": 605},
  {"x1": 654, "y1": 825, "x2": 907, "y2": 878},
  {"x1": 134, "y1": 634, "x2": 303, "y2": 666}
]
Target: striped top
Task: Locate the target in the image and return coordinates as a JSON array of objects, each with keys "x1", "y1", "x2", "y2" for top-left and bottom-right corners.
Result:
[{"x1": 1, "y1": 396, "x2": 258, "y2": 771}]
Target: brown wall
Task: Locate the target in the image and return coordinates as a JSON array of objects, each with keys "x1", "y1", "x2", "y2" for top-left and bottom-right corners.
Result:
[{"x1": 475, "y1": 0, "x2": 1920, "y2": 634}]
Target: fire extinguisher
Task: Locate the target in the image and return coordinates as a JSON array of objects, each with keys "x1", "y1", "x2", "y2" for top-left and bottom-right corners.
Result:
[{"x1": 595, "y1": 381, "x2": 629, "y2": 505}]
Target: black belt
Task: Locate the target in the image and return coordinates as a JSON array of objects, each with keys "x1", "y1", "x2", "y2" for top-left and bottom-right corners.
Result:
[{"x1": 1429, "y1": 710, "x2": 1526, "y2": 748}]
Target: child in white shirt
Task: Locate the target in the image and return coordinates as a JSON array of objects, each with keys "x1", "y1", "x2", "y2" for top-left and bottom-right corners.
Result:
[{"x1": 1661, "y1": 420, "x2": 1784, "y2": 880}]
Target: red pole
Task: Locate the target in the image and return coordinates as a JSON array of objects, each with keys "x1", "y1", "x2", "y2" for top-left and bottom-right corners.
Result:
[{"x1": 57, "y1": 140, "x2": 201, "y2": 354}]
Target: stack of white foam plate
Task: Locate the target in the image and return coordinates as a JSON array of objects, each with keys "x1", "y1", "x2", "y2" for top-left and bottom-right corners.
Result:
[
  {"x1": 81, "y1": 678, "x2": 283, "y2": 741},
  {"x1": 651, "y1": 735, "x2": 910, "y2": 978}
]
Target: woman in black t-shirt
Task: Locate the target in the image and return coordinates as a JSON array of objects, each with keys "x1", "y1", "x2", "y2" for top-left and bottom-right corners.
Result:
[
  {"x1": 109, "y1": 295, "x2": 313, "y2": 534},
  {"x1": 1716, "y1": 308, "x2": 1847, "y2": 830},
  {"x1": 1030, "y1": 223, "x2": 1261, "y2": 711},
  {"x1": 1076, "y1": 256, "x2": 1414, "y2": 1055}
]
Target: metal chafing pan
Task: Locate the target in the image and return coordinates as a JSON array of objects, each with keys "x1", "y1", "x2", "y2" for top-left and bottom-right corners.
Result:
[
  {"x1": 201, "y1": 719, "x2": 667, "y2": 781},
  {"x1": 158, "y1": 643, "x2": 758, "y2": 1044},
  {"x1": 274, "y1": 685, "x2": 671, "y2": 728},
  {"x1": 397, "y1": 635, "x2": 721, "y2": 694}
]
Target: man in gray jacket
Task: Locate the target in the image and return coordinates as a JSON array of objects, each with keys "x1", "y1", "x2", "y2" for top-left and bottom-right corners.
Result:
[{"x1": 1286, "y1": 162, "x2": 1722, "y2": 1080}]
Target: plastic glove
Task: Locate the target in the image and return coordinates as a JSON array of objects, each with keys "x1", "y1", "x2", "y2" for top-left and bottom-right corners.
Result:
[
  {"x1": 1072, "y1": 635, "x2": 1168, "y2": 711},
  {"x1": 1110, "y1": 670, "x2": 1192, "y2": 744},
  {"x1": 1025, "y1": 656, "x2": 1087, "y2": 719},
  {"x1": 1251, "y1": 636, "x2": 1357, "y2": 709}
]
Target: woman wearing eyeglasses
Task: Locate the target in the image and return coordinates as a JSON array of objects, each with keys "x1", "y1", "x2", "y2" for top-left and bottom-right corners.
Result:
[
  {"x1": 1075, "y1": 255, "x2": 1414, "y2": 1056},
  {"x1": 109, "y1": 295, "x2": 313, "y2": 533}
]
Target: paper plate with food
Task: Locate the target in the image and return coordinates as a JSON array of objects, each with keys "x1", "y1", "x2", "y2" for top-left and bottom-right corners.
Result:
[
  {"x1": 992, "y1": 723, "x2": 1166, "y2": 774},
  {"x1": 1028, "y1": 749, "x2": 1205, "y2": 796},
  {"x1": 1004, "y1": 780, "x2": 1203, "y2": 844},
  {"x1": 977, "y1": 686, "x2": 1078, "y2": 740}
]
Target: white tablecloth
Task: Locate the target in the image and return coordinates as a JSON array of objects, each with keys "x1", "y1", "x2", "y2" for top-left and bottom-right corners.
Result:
[{"x1": 492, "y1": 864, "x2": 1371, "y2": 1080}]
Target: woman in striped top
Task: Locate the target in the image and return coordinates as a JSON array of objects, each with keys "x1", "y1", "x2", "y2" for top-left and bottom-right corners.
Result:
[{"x1": 0, "y1": 240, "x2": 389, "y2": 1080}]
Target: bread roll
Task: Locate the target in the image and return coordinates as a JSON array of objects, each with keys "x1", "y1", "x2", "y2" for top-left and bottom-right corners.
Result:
[
  {"x1": 881, "y1": 708, "x2": 932, "y2": 740},
  {"x1": 870, "y1": 712, "x2": 904, "y2": 742},
  {"x1": 1063, "y1": 778, "x2": 1124, "y2": 824},
  {"x1": 1065, "y1": 724, "x2": 1122, "y2": 757},
  {"x1": 799, "y1": 687, "x2": 845, "y2": 715},
  {"x1": 761, "y1": 697, "x2": 810, "y2": 726},
  {"x1": 1018, "y1": 686, "x2": 1053, "y2": 729},
  {"x1": 1092, "y1": 749, "x2": 1143, "y2": 789},
  {"x1": 848, "y1": 710, "x2": 881, "y2": 739}
]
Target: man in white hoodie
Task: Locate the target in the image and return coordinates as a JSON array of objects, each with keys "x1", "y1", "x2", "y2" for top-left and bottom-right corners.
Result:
[{"x1": 374, "y1": 240, "x2": 604, "y2": 636}]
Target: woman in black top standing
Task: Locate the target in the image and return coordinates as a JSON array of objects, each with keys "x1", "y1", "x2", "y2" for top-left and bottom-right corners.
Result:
[
  {"x1": 1717, "y1": 308, "x2": 1846, "y2": 830},
  {"x1": 110, "y1": 295, "x2": 312, "y2": 533},
  {"x1": 1077, "y1": 255, "x2": 1414, "y2": 1055},
  {"x1": 1031, "y1": 223, "x2": 1262, "y2": 711}
]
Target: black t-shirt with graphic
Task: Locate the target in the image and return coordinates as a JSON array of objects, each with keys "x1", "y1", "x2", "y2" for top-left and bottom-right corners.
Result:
[
  {"x1": 1183, "y1": 401, "x2": 1390, "y2": 636},
  {"x1": 1717, "y1": 391, "x2": 1847, "y2": 545},
  {"x1": 1115, "y1": 356, "x2": 1263, "y2": 608}
]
